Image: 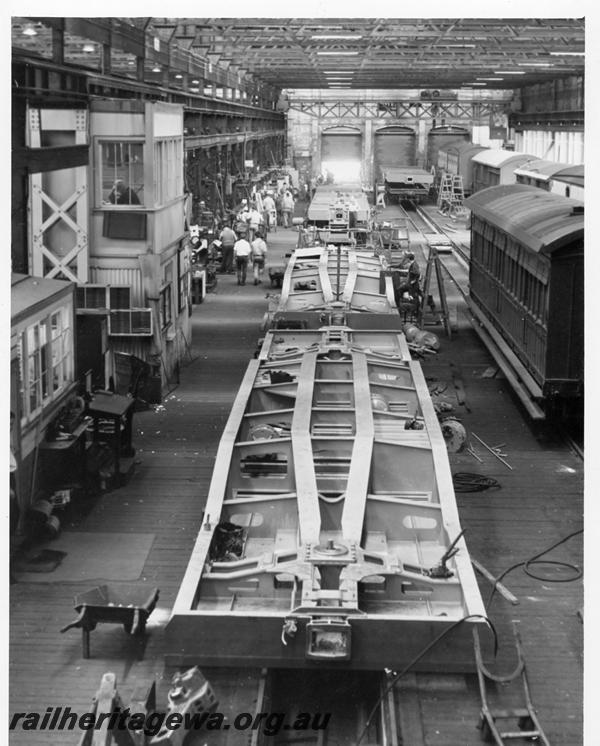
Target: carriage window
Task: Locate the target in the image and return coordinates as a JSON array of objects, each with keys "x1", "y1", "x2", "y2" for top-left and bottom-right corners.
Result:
[{"x1": 100, "y1": 141, "x2": 144, "y2": 206}]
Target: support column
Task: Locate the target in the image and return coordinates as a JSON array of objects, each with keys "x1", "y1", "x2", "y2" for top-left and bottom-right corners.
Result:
[{"x1": 363, "y1": 118, "x2": 373, "y2": 188}]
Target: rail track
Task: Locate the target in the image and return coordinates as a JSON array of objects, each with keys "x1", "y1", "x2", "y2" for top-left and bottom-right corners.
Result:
[
  {"x1": 396, "y1": 200, "x2": 583, "y2": 445},
  {"x1": 252, "y1": 668, "x2": 397, "y2": 745}
]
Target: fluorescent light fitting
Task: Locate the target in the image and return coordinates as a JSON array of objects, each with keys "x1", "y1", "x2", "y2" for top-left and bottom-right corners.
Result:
[
  {"x1": 22, "y1": 23, "x2": 37, "y2": 36},
  {"x1": 445, "y1": 43, "x2": 476, "y2": 48},
  {"x1": 175, "y1": 74, "x2": 183, "y2": 79},
  {"x1": 464, "y1": 82, "x2": 486, "y2": 86},
  {"x1": 192, "y1": 79, "x2": 200, "y2": 84},
  {"x1": 517, "y1": 62, "x2": 553, "y2": 67},
  {"x1": 549, "y1": 51, "x2": 584, "y2": 56},
  {"x1": 311, "y1": 34, "x2": 362, "y2": 40},
  {"x1": 494, "y1": 70, "x2": 526, "y2": 75},
  {"x1": 316, "y1": 51, "x2": 360, "y2": 56},
  {"x1": 82, "y1": 43, "x2": 95, "y2": 53},
  {"x1": 477, "y1": 77, "x2": 503, "y2": 81},
  {"x1": 152, "y1": 65, "x2": 161, "y2": 73},
  {"x1": 322, "y1": 70, "x2": 353, "y2": 73}
]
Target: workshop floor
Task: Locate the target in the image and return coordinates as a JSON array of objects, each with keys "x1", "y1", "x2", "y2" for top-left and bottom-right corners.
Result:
[{"x1": 9, "y1": 220, "x2": 583, "y2": 745}]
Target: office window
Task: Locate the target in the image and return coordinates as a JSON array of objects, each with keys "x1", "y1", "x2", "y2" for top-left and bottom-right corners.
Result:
[
  {"x1": 19, "y1": 306, "x2": 73, "y2": 420},
  {"x1": 178, "y1": 246, "x2": 190, "y2": 312},
  {"x1": 100, "y1": 140, "x2": 144, "y2": 206},
  {"x1": 159, "y1": 284, "x2": 172, "y2": 328},
  {"x1": 154, "y1": 138, "x2": 183, "y2": 205},
  {"x1": 50, "y1": 308, "x2": 71, "y2": 393}
]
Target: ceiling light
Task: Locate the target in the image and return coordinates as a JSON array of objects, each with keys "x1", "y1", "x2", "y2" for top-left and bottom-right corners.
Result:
[
  {"x1": 322, "y1": 70, "x2": 353, "y2": 73},
  {"x1": 175, "y1": 74, "x2": 183, "y2": 79},
  {"x1": 152, "y1": 65, "x2": 161, "y2": 73},
  {"x1": 477, "y1": 77, "x2": 504, "y2": 81},
  {"x1": 464, "y1": 82, "x2": 487, "y2": 86},
  {"x1": 82, "y1": 43, "x2": 95, "y2": 53},
  {"x1": 549, "y1": 51, "x2": 584, "y2": 56},
  {"x1": 445, "y1": 43, "x2": 476, "y2": 48},
  {"x1": 517, "y1": 62, "x2": 553, "y2": 67},
  {"x1": 192, "y1": 79, "x2": 200, "y2": 84},
  {"x1": 316, "y1": 51, "x2": 360, "y2": 56},
  {"x1": 494, "y1": 70, "x2": 526, "y2": 75},
  {"x1": 311, "y1": 35, "x2": 362, "y2": 40},
  {"x1": 22, "y1": 23, "x2": 37, "y2": 36}
]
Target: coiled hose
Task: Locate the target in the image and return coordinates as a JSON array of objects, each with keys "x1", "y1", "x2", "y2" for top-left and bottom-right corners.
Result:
[{"x1": 453, "y1": 472, "x2": 501, "y2": 493}]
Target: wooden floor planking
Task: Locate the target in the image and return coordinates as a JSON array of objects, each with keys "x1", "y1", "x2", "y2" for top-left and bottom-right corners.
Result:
[{"x1": 9, "y1": 224, "x2": 583, "y2": 744}]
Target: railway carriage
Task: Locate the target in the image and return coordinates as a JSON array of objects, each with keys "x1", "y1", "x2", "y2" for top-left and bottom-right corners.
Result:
[
  {"x1": 166, "y1": 244, "x2": 487, "y2": 672},
  {"x1": 514, "y1": 159, "x2": 584, "y2": 200},
  {"x1": 470, "y1": 150, "x2": 536, "y2": 193},
  {"x1": 436, "y1": 140, "x2": 488, "y2": 196},
  {"x1": 381, "y1": 167, "x2": 434, "y2": 203},
  {"x1": 466, "y1": 184, "x2": 583, "y2": 405}
]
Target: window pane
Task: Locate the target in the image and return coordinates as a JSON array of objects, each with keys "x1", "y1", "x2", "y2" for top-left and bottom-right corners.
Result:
[
  {"x1": 41, "y1": 344, "x2": 49, "y2": 399},
  {"x1": 51, "y1": 311, "x2": 61, "y2": 339},
  {"x1": 102, "y1": 140, "x2": 144, "y2": 206}
]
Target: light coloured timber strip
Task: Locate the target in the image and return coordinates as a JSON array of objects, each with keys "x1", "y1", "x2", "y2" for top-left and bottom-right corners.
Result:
[
  {"x1": 409, "y1": 359, "x2": 485, "y2": 618},
  {"x1": 341, "y1": 351, "x2": 374, "y2": 542},
  {"x1": 171, "y1": 358, "x2": 262, "y2": 614},
  {"x1": 342, "y1": 248, "x2": 359, "y2": 304},
  {"x1": 319, "y1": 248, "x2": 334, "y2": 304},
  {"x1": 291, "y1": 351, "x2": 321, "y2": 545}
]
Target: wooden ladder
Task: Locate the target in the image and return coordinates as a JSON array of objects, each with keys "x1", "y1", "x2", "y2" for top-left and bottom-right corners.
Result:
[
  {"x1": 437, "y1": 172, "x2": 453, "y2": 207},
  {"x1": 419, "y1": 244, "x2": 451, "y2": 338}
]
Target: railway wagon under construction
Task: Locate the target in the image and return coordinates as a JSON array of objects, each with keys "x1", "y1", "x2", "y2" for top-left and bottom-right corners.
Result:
[
  {"x1": 165, "y1": 244, "x2": 487, "y2": 671},
  {"x1": 466, "y1": 184, "x2": 584, "y2": 407}
]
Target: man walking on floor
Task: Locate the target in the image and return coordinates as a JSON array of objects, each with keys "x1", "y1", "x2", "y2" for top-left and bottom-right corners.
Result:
[
  {"x1": 281, "y1": 190, "x2": 295, "y2": 228},
  {"x1": 233, "y1": 235, "x2": 252, "y2": 285},
  {"x1": 251, "y1": 232, "x2": 268, "y2": 285},
  {"x1": 219, "y1": 224, "x2": 237, "y2": 273}
]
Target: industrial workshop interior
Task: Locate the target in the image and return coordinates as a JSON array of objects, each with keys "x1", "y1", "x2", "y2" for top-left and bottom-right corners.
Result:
[{"x1": 9, "y1": 14, "x2": 585, "y2": 746}]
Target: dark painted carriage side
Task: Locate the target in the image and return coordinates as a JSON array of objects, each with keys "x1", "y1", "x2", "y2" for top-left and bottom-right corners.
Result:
[
  {"x1": 465, "y1": 185, "x2": 583, "y2": 402},
  {"x1": 436, "y1": 140, "x2": 488, "y2": 196}
]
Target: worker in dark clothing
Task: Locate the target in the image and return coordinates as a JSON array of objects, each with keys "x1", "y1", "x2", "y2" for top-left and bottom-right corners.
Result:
[
  {"x1": 219, "y1": 225, "x2": 237, "y2": 273},
  {"x1": 396, "y1": 252, "x2": 422, "y2": 310},
  {"x1": 404, "y1": 253, "x2": 421, "y2": 293},
  {"x1": 107, "y1": 179, "x2": 140, "y2": 205}
]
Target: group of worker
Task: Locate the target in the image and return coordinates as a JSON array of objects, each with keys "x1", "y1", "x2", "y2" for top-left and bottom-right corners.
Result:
[
  {"x1": 233, "y1": 189, "x2": 296, "y2": 233},
  {"x1": 214, "y1": 188, "x2": 294, "y2": 286},
  {"x1": 216, "y1": 223, "x2": 268, "y2": 286}
]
